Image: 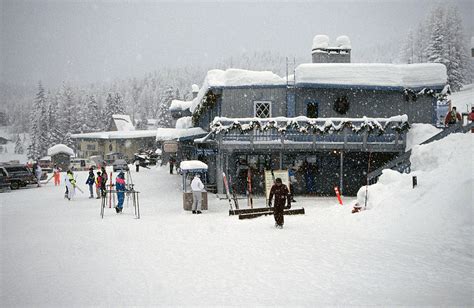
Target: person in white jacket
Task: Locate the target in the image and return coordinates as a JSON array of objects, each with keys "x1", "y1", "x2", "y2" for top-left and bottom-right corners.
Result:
[{"x1": 190, "y1": 174, "x2": 205, "y2": 214}]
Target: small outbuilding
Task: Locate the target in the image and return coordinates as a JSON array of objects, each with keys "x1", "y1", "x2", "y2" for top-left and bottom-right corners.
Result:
[
  {"x1": 180, "y1": 160, "x2": 208, "y2": 211},
  {"x1": 47, "y1": 144, "x2": 74, "y2": 171}
]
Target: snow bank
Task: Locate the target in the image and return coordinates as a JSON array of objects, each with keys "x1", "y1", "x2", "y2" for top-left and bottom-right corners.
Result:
[
  {"x1": 295, "y1": 63, "x2": 447, "y2": 88},
  {"x1": 112, "y1": 114, "x2": 135, "y2": 131},
  {"x1": 405, "y1": 123, "x2": 441, "y2": 150},
  {"x1": 155, "y1": 127, "x2": 207, "y2": 141},
  {"x1": 180, "y1": 160, "x2": 208, "y2": 171},
  {"x1": 190, "y1": 68, "x2": 285, "y2": 112},
  {"x1": 175, "y1": 117, "x2": 193, "y2": 129},
  {"x1": 47, "y1": 144, "x2": 74, "y2": 156},
  {"x1": 169, "y1": 100, "x2": 192, "y2": 112},
  {"x1": 312, "y1": 34, "x2": 330, "y2": 50},
  {"x1": 357, "y1": 133, "x2": 473, "y2": 232}
]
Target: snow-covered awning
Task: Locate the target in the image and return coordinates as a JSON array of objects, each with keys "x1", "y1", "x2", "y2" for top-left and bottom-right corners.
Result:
[
  {"x1": 155, "y1": 127, "x2": 207, "y2": 141},
  {"x1": 72, "y1": 130, "x2": 158, "y2": 140},
  {"x1": 190, "y1": 68, "x2": 285, "y2": 112},
  {"x1": 47, "y1": 144, "x2": 74, "y2": 156},
  {"x1": 295, "y1": 63, "x2": 447, "y2": 89},
  {"x1": 180, "y1": 160, "x2": 208, "y2": 171}
]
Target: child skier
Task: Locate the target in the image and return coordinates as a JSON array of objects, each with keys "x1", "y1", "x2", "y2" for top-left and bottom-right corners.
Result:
[
  {"x1": 64, "y1": 170, "x2": 76, "y2": 201},
  {"x1": 95, "y1": 171, "x2": 102, "y2": 199},
  {"x1": 85, "y1": 168, "x2": 95, "y2": 199},
  {"x1": 53, "y1": 165, "x2": 61, "y2": 186},
  {"x1": 115, "y1": 171, "x2": 126, "y2": 213}
]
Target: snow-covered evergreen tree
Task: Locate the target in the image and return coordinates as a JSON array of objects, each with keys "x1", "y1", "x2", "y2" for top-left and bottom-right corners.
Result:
[
  {"x1": 399, "y1": 5, "x2": 469, "y2": 91},
  {"x1": 443, "y1": 6, "x2": 468, "y2": 90},
  {"x1": 102, "y1": 93, "x2": 126, "y2": 130},
  {"x1": 14, "y1": 134, "x2": 24, "y2": 154},
  {"x1": 156, "y1": 87, "x2": 174, "y2": 128},
  {"x1": 27, "y1": 82, "x2": 49, "y2": 160},
  {"x1": 57, "y1": 85, "x2": 76, "y2": 147},
  {"x1": 83, "y1": 95, "x2": 101, "y2": 132}
]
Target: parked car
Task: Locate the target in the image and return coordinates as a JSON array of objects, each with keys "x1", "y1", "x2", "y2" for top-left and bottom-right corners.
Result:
[
  {"x1": 70, "y1": 158, "x2": 96, "y2": 171},
  {"x1": 112, "y1": 159, "x2": 129, "y2": 172},
  {"x1": 0, "y1": 166, "x2": 11, "y2": 192},
  {"x1": 1, "y1": 164, "x2": 37, "y2": 189}
]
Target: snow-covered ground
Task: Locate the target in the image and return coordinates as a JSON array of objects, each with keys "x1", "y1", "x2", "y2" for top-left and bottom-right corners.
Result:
[{"x1": 1, "y1": 131, "x2": 473, "y2": 306}]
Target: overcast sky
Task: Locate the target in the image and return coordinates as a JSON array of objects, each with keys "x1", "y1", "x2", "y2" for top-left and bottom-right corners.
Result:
[{"x1": 1, "y1": 0, "x2": 473, "y2": 88}]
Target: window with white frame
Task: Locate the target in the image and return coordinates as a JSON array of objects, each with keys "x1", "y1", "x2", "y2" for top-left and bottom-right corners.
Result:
[{"x1": 254, "y1": 101, "x2": 272, "y2": 118}]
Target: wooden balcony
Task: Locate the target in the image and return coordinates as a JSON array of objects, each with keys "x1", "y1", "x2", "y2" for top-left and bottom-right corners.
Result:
[{"x1": 212, "y1": 117, "x2": 408, "y2": 153}]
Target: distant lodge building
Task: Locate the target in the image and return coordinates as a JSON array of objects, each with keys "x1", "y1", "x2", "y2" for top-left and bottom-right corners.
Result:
[
  {"x1": 165, "y1": 35, "x2": 449, "y2": 196},
  {"x1": 72, "y1": 114, "x2": 156, "y2": 161}
]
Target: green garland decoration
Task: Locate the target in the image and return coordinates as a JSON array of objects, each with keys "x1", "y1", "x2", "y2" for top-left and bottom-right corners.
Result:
[
  {"x1": 210, "y1": 118, "x2": 410, "y2": 137},
  {"x1": 192, "y1": 90, "x2": 221, "y2": 126},
  {"x1": 403, "y1": 87, "x2": 449, "y2": 102}
]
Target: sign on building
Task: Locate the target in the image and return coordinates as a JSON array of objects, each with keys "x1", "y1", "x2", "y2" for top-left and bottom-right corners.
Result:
[
  {"x1": 264, "y1": 170, "x2": 290, "y2": 200},
  {"x1": 163, "y1": 141, "x2": 178, "y2": 153}
]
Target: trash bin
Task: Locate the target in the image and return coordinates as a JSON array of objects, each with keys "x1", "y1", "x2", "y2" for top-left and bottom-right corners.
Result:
[{"x1": 183, "y1": 192, "x2": 208, "y2": 211}]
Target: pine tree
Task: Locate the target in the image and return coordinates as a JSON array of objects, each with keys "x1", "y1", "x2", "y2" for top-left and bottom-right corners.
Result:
[
  {"x1": 444, "y1": 6, "x2": 468, "y2": 90},
  {"x1": 14, "y1": 134, "x2": 24, "y2": 154},
  {"x1": 400, "y1": 5, "x2": 469, "y2": 91},
  {"x1": 156, "y1": 87, "x2": 174, "y2": 128},
  {"x1": 102, "y1": 92, "x2": 126, "y2": 130},
  {"x1": 47, "y1": 92, "x2": 63, "y2": 146},
  {"x1": 27, "y1": 82, "x2": 49, "y2": 160},
  {"x1": 83, "y1": 95, "x2": 101, "y2": 132}
]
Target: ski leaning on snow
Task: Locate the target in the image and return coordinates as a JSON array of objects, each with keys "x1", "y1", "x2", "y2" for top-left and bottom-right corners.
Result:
[
  {"x1": 222, "y1": 172, "x2": 234, "y2": 213},
  {"x1": 229, "y1": 174, "x2": 239, "y2": 210}
]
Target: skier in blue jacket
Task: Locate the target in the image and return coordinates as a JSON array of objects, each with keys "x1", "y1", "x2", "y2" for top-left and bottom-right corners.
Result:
[{"x1": 115, "y1": 171, "x2": 126, "y2": 213}]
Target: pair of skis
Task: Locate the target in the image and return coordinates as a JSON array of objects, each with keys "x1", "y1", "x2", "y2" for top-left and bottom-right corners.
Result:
[{"x1": 223, "y1": 172, "x2": 239, "y2": 213}]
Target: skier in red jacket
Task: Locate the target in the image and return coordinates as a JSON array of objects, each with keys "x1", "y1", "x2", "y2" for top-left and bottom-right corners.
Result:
[{"x1": 444, "y1": 106, "x2": 462, "y2": 126}]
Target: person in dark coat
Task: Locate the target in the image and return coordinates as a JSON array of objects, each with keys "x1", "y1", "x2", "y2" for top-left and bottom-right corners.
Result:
[
  {"x1": 100, "y1": 166, "x2": 108, "y2": 197},
  {"x1": 268, "y1": 178, "x2": 291, "y2": 229},
  {"x1": 85, "y1": 168, "x2": 95, "y2": 198},
  {"x1": 169, "y1": 156, "x2": 176, "y2": 174},
  {"x1": 444, "y1": 106, "x2": 461, "y2": 126}
]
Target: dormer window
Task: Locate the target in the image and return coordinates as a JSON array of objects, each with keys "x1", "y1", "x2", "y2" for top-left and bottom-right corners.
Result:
[{"x1": 254, "y1": 101, "x2": 272, "y2": 118}]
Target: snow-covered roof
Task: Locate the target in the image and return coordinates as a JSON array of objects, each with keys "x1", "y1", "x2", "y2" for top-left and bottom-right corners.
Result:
[
  {"x1": 190, "y1": 68, "x2": 285, "y2": 112},
  {"x1": 112, "y1": 114, "x2": 135, "y2": 131},
  {"x1": 72, "y1": 130, "x2": 158, "y2": 140},
  {"x1": 180, "y1": 160, "x2": 208, "y2": 171},
  {"x1": 295, "y1": 63, "x2": 447, "y2": 88},
  {"x1": 170, "y1": 100, "x2": 193, "y2": 112},
  {"x1": 155, "y1": 127, "x2": 207, "y2": 141},
  {"x1": 175, "y1": 117, "x2": 193, "y2": 129},
  {"x1": 47, "y1": 144, "x2": 74, "y2": 156}
]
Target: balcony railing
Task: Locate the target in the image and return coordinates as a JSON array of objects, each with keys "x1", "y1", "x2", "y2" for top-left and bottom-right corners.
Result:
[{"x1": 210, "y1": 116, "x2": 409, "y2": 152}]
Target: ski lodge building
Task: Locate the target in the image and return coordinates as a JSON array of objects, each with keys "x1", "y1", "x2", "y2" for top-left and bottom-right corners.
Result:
[
  {"x1": 165, "y1": 34, "x2": 448, "y2": 197},
  {"x1": 72, "y1": 114, "x2": 157, "y2": 162}
]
